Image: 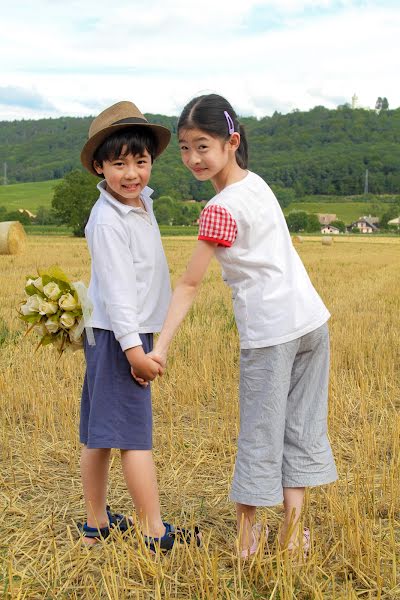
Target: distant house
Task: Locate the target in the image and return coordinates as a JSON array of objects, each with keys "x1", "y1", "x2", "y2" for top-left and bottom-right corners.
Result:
[
  {"x1": 321, "y1": 224, "x2": 340, "y2": 235},
  {"x1": 317, "y1": 213, "x2": 337, "y2": 225},
  {"x1": 360, "y1": 214, "x2": 379, "y2": 225},
  {"x1": 18, "y1": 208, "x2": 36, "y2": 219},
  {"x1": 348, "y1": 216, "x2": 379, "y2": 233},
  {"x1": 388, "y1": 217, "x2": 400, "y2": 228}
]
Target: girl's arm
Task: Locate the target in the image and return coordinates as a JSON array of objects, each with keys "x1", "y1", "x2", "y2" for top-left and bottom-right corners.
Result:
[{"x1": 153, "y1": 240, "x2": 217, "y2": 364}]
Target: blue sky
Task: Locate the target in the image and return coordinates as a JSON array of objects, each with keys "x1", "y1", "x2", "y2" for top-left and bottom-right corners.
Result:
[{"x1": 0, "y1": 0, "x2": 399, "y2": 120}]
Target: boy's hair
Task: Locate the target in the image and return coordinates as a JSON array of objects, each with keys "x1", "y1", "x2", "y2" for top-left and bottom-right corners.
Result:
[
  {"x1": 93, "y1": 126, "x2": 158, "y2": 174},
  {"x1": 178, "y1": 93, "x2": 248, "y2": 169}
]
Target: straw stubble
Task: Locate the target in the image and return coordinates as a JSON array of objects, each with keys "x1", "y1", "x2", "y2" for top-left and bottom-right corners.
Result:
[{"x1": 0, "y1": 235, "x2": 399, "y2": 599}]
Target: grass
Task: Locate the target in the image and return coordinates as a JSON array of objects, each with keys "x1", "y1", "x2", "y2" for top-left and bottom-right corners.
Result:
[
  {"x1": 23, "y1": 225, "x2": 197, "y2": 237},
  {"x1": 24, "y1": 225, "x2": 73, "y2": 236},
  {"x1": 0, "y1": 180, "x2": 59, "y2": 212},
  {"x1": 159, "y1": 226, "x2": 199, "y2": 236},
  {"x1": 283, "y1": 202, "x2": 386, "y2": 224},
  {"x1": 0, "y1": 235, "x2": 399, "y2": 598}
]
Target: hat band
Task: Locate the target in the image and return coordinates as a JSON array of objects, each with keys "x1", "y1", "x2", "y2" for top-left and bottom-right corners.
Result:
[{"x1": 112, "y1": 117, "x2": 148, "y2": 125}]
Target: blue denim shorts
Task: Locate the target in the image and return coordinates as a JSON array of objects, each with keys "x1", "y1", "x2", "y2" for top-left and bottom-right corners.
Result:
[{"x1": 80, "y1": 329, "x2": 153, "y2": 450}]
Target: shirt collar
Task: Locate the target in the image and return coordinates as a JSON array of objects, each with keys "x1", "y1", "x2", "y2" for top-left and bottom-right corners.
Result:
[{"x1": 97, "y1": 180, "x2": 154, "y2": 215}]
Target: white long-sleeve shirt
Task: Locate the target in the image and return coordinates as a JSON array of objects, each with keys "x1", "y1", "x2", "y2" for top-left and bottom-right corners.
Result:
[{"x1": 85, "y1": 180, "x2": 171, "y2": 350}]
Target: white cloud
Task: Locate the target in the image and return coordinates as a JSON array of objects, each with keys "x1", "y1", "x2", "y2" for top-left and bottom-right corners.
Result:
[{"x1": 0, "y1": 1, "x2": 399, "y2": 120}]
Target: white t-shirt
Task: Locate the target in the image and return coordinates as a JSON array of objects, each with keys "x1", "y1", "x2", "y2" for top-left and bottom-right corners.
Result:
[
  {"x1": 198, "y1": 171, "x2": 330, "y2": 349},
  {"x1": 85, "y1": 181, "x2": 171, "y2": 351}
]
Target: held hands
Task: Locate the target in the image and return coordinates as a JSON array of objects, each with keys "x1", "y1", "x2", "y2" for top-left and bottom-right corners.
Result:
[{"x1": 126, "y1": 346, "x2": 167, "y2": 387}]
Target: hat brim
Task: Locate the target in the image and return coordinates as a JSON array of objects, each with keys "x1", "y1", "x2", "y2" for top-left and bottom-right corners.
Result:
[{"x1": 80, "y1": 122, "x2": 171, "y2": 175}]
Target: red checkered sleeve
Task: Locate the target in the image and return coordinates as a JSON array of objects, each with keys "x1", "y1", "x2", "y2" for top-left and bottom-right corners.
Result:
[{"x1": 198, "y1": 205, "x2": 238, "y2": 247}]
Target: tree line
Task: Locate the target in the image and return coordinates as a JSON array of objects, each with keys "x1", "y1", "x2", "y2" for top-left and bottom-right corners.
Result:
[
  {"x1": 1, "y1": 105, "x2": 400, "y2": 197},
  {"x1": 1, "y1": 169, "x2": 398, "y2": 236},
  {"x1": 27, "y1": 171, "x2": 400, "y2": 236}
]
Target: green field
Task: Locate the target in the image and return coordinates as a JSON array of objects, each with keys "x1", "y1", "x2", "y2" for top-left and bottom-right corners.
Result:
[
  {"x1": 23, "y1": 225, "x2": 199, "y2": 237},
  {"x1": 283, "y1": 201, "x2": 384, "y2": 224},
  {"x1": 159, "y1": 225, "x2": 198, "y2": 236},
  {"x1": 0, "y1": 180, "x2": 59, "y2": 212},
  {"x1": 24, "y1": 225, "x2": 72, "y2": 236},
  {"x1": 0, "y1": 180, "x2": 390, "y2": 226}
]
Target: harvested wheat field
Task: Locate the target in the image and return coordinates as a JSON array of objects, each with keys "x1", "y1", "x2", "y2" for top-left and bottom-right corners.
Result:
[{"x1": 1, "y1": 235, "x2": 399, "y2": 599}]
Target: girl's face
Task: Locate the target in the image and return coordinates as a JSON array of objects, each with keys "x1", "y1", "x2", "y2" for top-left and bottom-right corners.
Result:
[{"x1": 178, "y1": 128, "x2": 240, "y2": 188}]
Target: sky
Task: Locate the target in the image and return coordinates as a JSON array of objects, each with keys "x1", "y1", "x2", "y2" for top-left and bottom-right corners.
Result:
[{"x1": 0, "y1": 0, "x2": 399, "y2": 121}]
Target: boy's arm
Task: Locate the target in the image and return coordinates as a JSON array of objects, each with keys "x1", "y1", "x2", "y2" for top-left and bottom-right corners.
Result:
[
  {"x1": 91, "y1": 223, "x2": 164, "y2": 382},
  {"x1": 91, "y1": 223, "x2": 142, "y2": 351}
]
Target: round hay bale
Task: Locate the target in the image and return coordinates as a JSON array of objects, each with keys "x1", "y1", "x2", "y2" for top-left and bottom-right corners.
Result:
[
  {"x1": 321, "y1": 236, "x2": 333, "y2": 246},
  {"x1": 293, "y1": 235, "x2": 303, "y2": 244},
  {"x1": 0, "y1": 221, "x2": 27, "y2": 255}
]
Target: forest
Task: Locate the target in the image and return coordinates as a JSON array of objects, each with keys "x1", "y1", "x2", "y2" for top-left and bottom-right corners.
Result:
[{"x1": 1, "y1": 104, "x2": 400, "y2": 200}]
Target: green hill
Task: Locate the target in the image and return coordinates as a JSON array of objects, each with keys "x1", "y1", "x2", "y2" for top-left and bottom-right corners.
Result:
[
  {"x1": 283, "y1": 202, "x2": 385, "y2": 224},
  {"x1": 0, "y1": 180, "x2": 58, "y2": 212},
  {"x1": 1, "y1": 106, "x2": 400, "y2": 200}
]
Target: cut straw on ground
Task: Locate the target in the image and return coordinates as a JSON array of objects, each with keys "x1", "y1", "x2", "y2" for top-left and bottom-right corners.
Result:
[{"x1": 1, "y1": 235, "x2": 399, "y2": 599}]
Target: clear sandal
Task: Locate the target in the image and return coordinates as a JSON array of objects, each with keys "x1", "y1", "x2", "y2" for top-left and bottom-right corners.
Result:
[{"x1": 239, "y1": 523, "x2": 269, "y2": 559}]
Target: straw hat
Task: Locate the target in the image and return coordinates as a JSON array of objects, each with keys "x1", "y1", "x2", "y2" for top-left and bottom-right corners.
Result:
[{"x1": 81, "y1": 101, "x2": 171, "y2": 175}]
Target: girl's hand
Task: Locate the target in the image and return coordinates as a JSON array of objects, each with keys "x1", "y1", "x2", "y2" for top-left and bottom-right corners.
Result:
[{"x1": 148, "y1": 349, "x2": 167, "y2": 369}]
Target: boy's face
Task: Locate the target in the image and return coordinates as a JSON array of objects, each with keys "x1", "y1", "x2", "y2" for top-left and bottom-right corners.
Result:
[{"x1": 94, "y1": 147, "x2": 152, "y2": 206}]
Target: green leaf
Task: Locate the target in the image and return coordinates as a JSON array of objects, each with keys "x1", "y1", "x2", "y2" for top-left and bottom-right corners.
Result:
[
  {"x1": 40, "y1": 334, "x2": 54, "y2": 346},
  {"x1": 38, "y1": 265, "x2": 70, "y2": 284},
  {"x1": 41, "y1": 274, "x2": 71, "y2": 293},
  {"x1": 25, "y1": 284, "x2": 38, "y2": 296},
  {"x1": 19, "y1": 313, "x2": 42, "y2": 324}
]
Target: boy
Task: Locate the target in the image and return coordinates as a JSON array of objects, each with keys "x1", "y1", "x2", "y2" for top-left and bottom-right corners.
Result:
[{"x1": 79, "y1": 101, "x2": 200, "y2": 550}]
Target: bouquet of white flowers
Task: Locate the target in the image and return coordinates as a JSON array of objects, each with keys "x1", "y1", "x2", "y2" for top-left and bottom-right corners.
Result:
[{"x1": 18, "y1": 265, "x2": 93, "y2": 354}]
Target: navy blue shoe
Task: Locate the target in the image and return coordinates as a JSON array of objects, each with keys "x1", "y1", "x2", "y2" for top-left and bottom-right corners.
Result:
[
  {"x1": 143, "y1": 522, "x2": 202, "y2": 553},
  {"x1": 77, "y1": 505, "x2": 133, "y2": 540}
]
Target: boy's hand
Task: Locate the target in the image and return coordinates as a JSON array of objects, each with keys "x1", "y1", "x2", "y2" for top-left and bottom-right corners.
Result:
[
  {"x1": 130, "y1": 351, "x2": 166, "y2": 386},
  {"x1": 125, "y1": 346, "x2": 164, "y2": 385},
  {"x1": 130, "y1": 367, "x2": 148, "y2": 387}
]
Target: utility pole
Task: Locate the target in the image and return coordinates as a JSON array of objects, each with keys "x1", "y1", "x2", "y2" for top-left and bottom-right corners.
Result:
[
  {"x1": 364, "y1": 169, "x2": 368, "y2": 195},
  {"x1": 3, "y1": 162, "x2": 7, "y2": 185}
]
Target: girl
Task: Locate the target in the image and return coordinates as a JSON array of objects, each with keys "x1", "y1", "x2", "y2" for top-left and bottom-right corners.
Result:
[{"x1": 144, "y1": 93, "x2": 337, "y2": 558}]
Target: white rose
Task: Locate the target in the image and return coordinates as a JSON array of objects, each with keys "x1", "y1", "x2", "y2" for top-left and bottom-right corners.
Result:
[
  {"x1": 33, "y1": 277, "x2": 44, "y2": 292},
  {"x1": 43, "y1": 281, "x2": 62, "y2": 301},
  {"x1": 45, "y1": 315, "x2": 60, "y2": 333},
  {"x1": 58, "y1": 293, "x2": 78, "y2": 311},
  {"x1": 25, "y1": 278, "x2": 36, "y2": 288},
  {"x1": 34, "y1": 323, "x2": 47, "y2": 336},
  {"x1": 60, "y1": 312, "x2": 76, "y2": 329},
  {"x1": 25, "y1": 294, "x2": 41, "y2": 312},
  {"x1": 38, "y1": 298, "x2": 58, "y2": 315},
  {"x1": 69, "y1": 323, "x2": 82, "y2": 343},
  {"x1": 20, "y1": 302, "x2": 36, "y2": 316}
]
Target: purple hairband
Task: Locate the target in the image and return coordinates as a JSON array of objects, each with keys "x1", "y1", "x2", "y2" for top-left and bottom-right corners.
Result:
[{"x1": 224, "y1": 110, "x2": 235, "y2": 134}]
